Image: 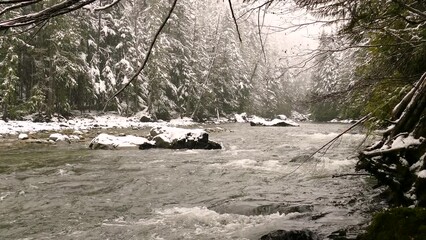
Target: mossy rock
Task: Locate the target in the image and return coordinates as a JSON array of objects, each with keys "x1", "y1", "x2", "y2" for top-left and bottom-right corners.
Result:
[{"x1": 359, "y1": 207, "x2": 426, "y2": 240}]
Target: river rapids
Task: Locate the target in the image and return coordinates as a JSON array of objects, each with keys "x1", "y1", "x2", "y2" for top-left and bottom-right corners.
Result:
[{"x1": 0, "y1": 122, "x2": 384, "y2": 239}]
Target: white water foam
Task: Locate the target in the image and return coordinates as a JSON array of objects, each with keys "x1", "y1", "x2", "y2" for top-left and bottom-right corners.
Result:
[{"x1": 131, "y1": 206, "x2": 310, "y2": 239}]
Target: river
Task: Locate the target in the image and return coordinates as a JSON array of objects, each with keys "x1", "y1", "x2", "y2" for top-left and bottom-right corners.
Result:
[{"x1": 0, "y1": 122, "x2": 383, "y2": 239}]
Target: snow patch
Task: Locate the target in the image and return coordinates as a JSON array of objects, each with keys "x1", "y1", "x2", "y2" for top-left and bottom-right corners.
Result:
[
  {"x1": 250, "y1": 116, "x2": 299, "y2": 127},
  {"x1": 417, "y1": 170, "x2": 426, "y2": 179},
  {"x1": 89, "y1": 133, "x2": 153, "y2": 149},
  {"x1": 150, "y1": 126, "x2": 206, "y2": 143},
  {"x1": 18, "y1": 133, "x2": 29, "y2": 140},
  {"x1": 49, "y1": 133, "x2": 70, "y2": 142},
  {"x1": 391, "y1": 135, "x2": 422, "y2": 149},
  {"x1": 234, "y1": 113, "x2": 247, "y2": 123}
]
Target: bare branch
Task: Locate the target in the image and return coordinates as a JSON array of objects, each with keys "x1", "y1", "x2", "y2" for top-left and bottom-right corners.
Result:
[
  {"x1": 0, "y1": 0, "x2": 97, "y2": 30},
  {"x1": 238, "y1": 0, "x2": 274, "y2": 20},
  {"x1": 257, "y1": 4, "x2": 267, "y2": 61},
  {"x1": 0, "y1": 0, "x2": 33, "y2": 3},
  {"x1": 279, "y1": 114, "x2": 371, "y2": 179},
  {"x1": 0, "y1": 0, "x2": 41, "y2": 16},
  {"x1": 103, "y1": 0, "x2": 179, "y2": 111},
  {"x1": 392, "y1": 0, "x2": 426, "y2": 19},
  {"x1": 332, "y1": 173, "x2": 370, "y2": 178},
  {"x1": 227, "y1": 0, "x2": 242, "y2": 42},
  {"x1": 83, "y1": 0, "x2": 121, "y2": 12}
]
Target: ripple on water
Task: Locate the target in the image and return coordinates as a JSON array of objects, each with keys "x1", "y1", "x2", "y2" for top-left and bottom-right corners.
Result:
[{"x1": 0, "y1": 123, "x2": 382, "y2": 240}]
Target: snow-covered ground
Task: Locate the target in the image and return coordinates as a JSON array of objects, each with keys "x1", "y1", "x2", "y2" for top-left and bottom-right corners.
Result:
[{"x1": 0, "y1": 113, "x2": 197, "y2": 136}]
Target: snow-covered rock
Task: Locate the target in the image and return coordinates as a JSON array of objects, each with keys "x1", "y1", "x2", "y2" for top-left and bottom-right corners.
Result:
[
  {"x1": 330, "y1": 119, "x2": 357, "y2": 124},
  {"x1": 391, "y1": 135, "x2": 422, "y2": 149},
  {"x1": 18, "y1": 133, "x2": 29, "y2": 140},
  {"x1": 234, "y1": 113, "x2": 248, "y2": 123},
  {"x1": 291, "y1": 110, "x2": 310, "y2": 122},
  {"x1": 89, "y1": 127, "x2": 221, "y2": 149},
  {"x1": 149, "y1": 126, "x2": 221, "y2": 149},
  {"x1": 89, "y1": 133, "x2": 154, "y2": 150},
  {"x1": 49, "y1": 133, "x2": 70, "y2": 142},
  {"x1": 69, "y1": 135, "x2": 80, "y2": 141},
  {"x1": 417, "y1": 170, "x2": 426, "y2": 179},
  {"x1": 249, "y1": 116, "x2": 299, "y2": 127},
  {"x1": 133, "y1": 110, "x2": 153, "y2": 122},
  {"x1": 73, "y1": 130, "x2": 83, "y2": 135},
  {"x1": 140, "y1": 115, "x2": 155, "y2": 122}
]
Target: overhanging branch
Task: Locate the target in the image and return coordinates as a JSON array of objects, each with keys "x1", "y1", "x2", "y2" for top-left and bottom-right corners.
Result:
[
  {"x1": 0, "y1": 0, "x2": 123, "y2": 30},
  {"x1": 227, "y1": 0, "x2": 242, "y2": 42},
  {"x1": 103, "y1": 0, "x2": 179, "y2": 111}
]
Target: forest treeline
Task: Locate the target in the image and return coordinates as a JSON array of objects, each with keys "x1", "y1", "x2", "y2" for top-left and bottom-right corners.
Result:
[
  {"x1": 308, "y1": 0, "x2": 426, "y2": 123},
  {"x1": 1, "y1": 0, "x2": 425, "y2": 124},
  {"x1": 0, "y1": 0, "x2": 305, "y2": 121}
]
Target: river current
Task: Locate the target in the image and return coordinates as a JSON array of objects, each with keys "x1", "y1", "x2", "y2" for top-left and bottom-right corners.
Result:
[{"x1": 0, "y1": 122, "x2": 383, "y2": 239}]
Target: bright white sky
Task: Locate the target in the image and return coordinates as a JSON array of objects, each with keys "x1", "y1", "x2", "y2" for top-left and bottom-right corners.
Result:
[{"x1": 265, "y1": 9, "x2": 321, "y2": 53}]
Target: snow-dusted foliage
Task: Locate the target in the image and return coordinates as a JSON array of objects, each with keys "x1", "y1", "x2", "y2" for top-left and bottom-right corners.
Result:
[
  {"x1": 309, "y1": 33, "x2": 359, "y2": 121},
  {"x1": 0, "y1": 0, "x2": 290, "y2": 120}
]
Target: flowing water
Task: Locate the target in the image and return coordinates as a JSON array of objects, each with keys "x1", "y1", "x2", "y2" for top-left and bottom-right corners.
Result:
[{"x1": 0, "y1": 123, "x2": 383, "y2": 239}]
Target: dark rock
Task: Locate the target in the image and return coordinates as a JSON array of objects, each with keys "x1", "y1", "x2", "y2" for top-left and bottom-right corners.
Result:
[
  {"x1": 140, "y1": 115, "x2": 154, "y2": 122},
  {"x1": 252, "y1": 203, "x2": 313, "y2": 216},
  {"x1": 171, "y1": 138, "x2": 221, "y2": 150},
  {"x1": 81, "y1": 114, "x2": 95, "y2": 120},
  {"x1": 311, "y1": 212, "x2": 330, "y2": 220},
  {"x1": 33, "y1": 113, "x2": 51, "y2": 123},
  {"x1": 328, "y1": 229, "x2": 347, "y2": 240},
  {"x1": 139, "y1": 142, "x2": 156, "y2": 150},
  {"x1": 358, "y1": 207, "x2": 426, "y2": 240},
  {"x1": 260, "y1": 229, "x2": 320, "y2": 240},
  {"x1": 149, "y1": 127, "x2": 221, "y2": 150},
  {"x1": 211, "y1": 202, "x2": 313, "y2": 216},
  {"x1": 153, "y1": 135, "x2": 172, "y2": 148}
]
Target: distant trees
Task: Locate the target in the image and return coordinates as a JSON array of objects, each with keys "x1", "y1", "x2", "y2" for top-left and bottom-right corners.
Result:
[
  {"x1": 306, "y1": 0, "x2": 426, "y2": 123},
  {"x1": 1, "y1": 0, "x2": 295, "y2": 120},
  {"x1": 293, "y1": 0, "x2": 426, "y2": 206}
]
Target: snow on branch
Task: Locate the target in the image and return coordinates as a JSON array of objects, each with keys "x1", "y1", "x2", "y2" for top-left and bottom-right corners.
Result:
[
  {"x1": 0, "y1": 0, "x2": 41, "y2": 16},
  {"x1": 0, "y1": 0, "x2": 122, "y2": 30},
  {"x1": 392, "y1": 0, "x2": 426, "y2": 19},
  {"x1": 83, "y1": 0, "x2": 121, "y2": 12}
]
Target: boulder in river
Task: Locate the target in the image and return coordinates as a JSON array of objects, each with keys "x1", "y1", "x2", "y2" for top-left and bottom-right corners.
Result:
[
  {"x1": 49, "y1": 133, "x2": 70, "y2": 143},
  {"x1": 140, "y1": 115, "x2": 155, "y2": 122},
  {"x1": 249, "y1": 116, "x2": 299, "y2": 127},
  {"x1": 235, "y1": 112, "x2": 248, "y2": 123},
  {"x1": 18, "y1": 133, "x2": 29, "y2": 140},
  {"x1": 89, "y1": 127, "x2": 221, "y2": 150},
  {"x1": 211, "y1": 202, "x2": 313, "y2": 216},
  {"x1": 260, "y1": 229, "x2": 320, "y2": 240},
  {"x1": 148, "y1": 126, "x2": 221, "y2": 150}
]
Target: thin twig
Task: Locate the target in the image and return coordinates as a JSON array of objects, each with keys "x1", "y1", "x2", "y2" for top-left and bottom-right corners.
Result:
[
  {"x1": 0, "y1": 0, "x2": 97, "y2": 30},
  {"x1": 102, "y1": 0, "x2": 179, "y2": 112},
  {"x1": 332, "y1": 173, "x2": 371, "y2": 178},
  {"x1": 83, "y1": 0, "x2": 121, "y2": 11},
  {"x1": 0, "y1": 0, "x2": 41, "y2": 16},
  {"x1": 257, "y1": 5, "x2": 267, "y2": 61},
  {"x1": 309, "y1": 114, "x2": 371, "y2": 158},
  {"x1": 279, "y1": 114, "x2": 371, "y2": 179}
]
